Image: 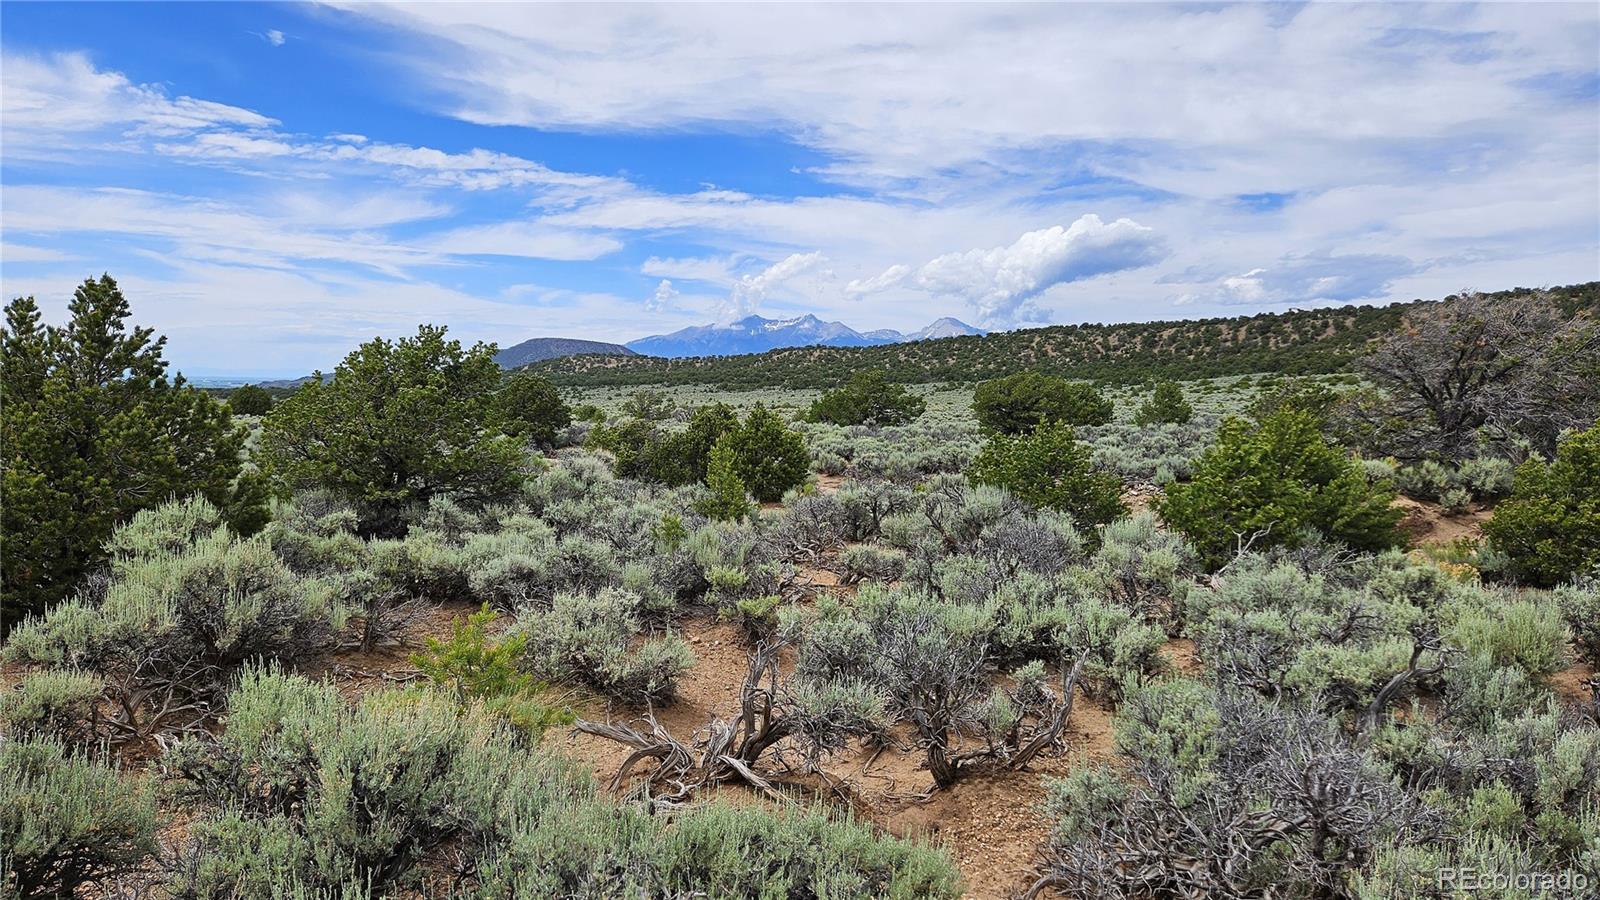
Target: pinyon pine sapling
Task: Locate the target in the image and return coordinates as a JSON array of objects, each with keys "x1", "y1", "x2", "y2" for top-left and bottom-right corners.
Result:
[{"x1": 1133, "y1": 380, "x2": 1193, "y2": 425}]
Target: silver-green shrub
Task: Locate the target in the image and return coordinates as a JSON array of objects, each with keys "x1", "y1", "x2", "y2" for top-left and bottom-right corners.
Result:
[{"x1": 510, "y1": 588, "x2": 694, "y2": 703}]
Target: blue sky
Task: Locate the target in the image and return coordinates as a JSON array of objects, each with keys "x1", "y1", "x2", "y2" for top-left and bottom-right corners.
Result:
[{"x1": 2, "y1": 2, "x2": 1596, "y2": 377}]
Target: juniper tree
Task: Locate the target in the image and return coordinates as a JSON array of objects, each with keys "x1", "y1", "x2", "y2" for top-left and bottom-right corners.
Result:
[
  {"x1": 1133, "y1": 379, "x2": 1193, "y2": 425},
  {"x1": 805, "y1": 370, "x2": 926, "y2": 426},
  {"x1": 1356, "y1": 290, "x2": 1600, "y2": 460},
  {"x1": 972, "y1": 372, "x2": 1113, "y2": 434},
  {"x1": 259, "y1": 325, "x2": 525, "y2": 536}
]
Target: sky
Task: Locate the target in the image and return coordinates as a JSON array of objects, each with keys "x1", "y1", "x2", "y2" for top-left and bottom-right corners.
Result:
[{"x1": 1, "y1": 2, "x2": 1597, "y2": 377}]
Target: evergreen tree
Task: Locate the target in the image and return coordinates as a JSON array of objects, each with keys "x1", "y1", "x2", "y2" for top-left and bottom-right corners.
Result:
[
  {"x1": 226, "y1": 384, "x2": 274, "y2": 416},
  {"x1": 1156, "y1": 409, "x2": 1402, "y2": 567},
  {"x1": 2, "y1": 277, "x2": 262, "y2": 627},
  {"x1": 805, "y1": 370, "x2": 926, "y2": 426},
  {"x1": 723, "y1": 404, "x2": 810, "y2": 502},
  {"x1": 259, "y1": 325, "x2": 524, "y2": 536},
  {"x1": 490, "y1": 372, "x2": 571, "y2": 447},
  {"x1": 1133, "y1": 380, "x2": 1193, "y2": 425},
  {"x1": 973, "y1": 372, "x2": 1113, "y2": 434},
  {"x1": 969, "y1": 423, "x2": 1125, "y2": 526},
  {"x1": 695, "y1": 437, "x2": 754, "y2": 521},
  {"x1": 1484, "y1": 423, "x2": 1600, "y2": 587}
]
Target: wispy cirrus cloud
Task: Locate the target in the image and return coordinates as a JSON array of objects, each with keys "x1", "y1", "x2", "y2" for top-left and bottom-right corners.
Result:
[{"x1": 1, "y1": 51, "x2": 274, "y2": 156}]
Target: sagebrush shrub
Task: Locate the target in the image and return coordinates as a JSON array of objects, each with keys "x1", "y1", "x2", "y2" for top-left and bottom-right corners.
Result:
[
  {"x1": 511, "y1": 588, "x2": 695, "y2": 703},
  {"x1": 0, "y1": 669, "x2": 104, "y2": 746},
  {"x1": 6, "y1": 528, "x2": 337, "y2": 682},
  {"x1": 1, "y1": 737, "x2": 158, "y2": 898},
  {"x1": 1041, "y1": 685, "x2": 1428, "y2": 899},
  {"x1": 796, "y1": 587, "x2": 995, "y2": 786},
  {"x1": 1555, "y1": 580, "x2": 1600, "y2": 666},
  {"x1": 1054, "y1": 598, "x2": 1167, "y2": 701},
  {"x1": 1441, "y1": 591, "x2": 1569, "y2": 677},
  {"x1": 165, "y1": 668, "x2": 957, "y2": 898},
  {"x1": 166, "y1": 668, "x2": 586, "y2": 896},
  {"x1": 106, "y1": 494, "x2": 227, "y2": 569},
  {"x1": 841, "y1": 545, "x2": 907, "y2": 584}
]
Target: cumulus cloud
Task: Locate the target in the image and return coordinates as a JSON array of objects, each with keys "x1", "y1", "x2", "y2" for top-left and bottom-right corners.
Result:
[
  {"x1": 856, "y1": 216, "x2": 1166, "y2": 325},
  {"x1": 1172, "y1": 252, "x2": 1419, "y2": 307},
  {"x1": 264, "y1": 30, "x2": 287, "y2": 47},
  {"x1": 723, "y1": 251, "x2": 828, "y2": 320},
  {"x1": 646, "y1": 279, "x2": 678, "y2": 312}
]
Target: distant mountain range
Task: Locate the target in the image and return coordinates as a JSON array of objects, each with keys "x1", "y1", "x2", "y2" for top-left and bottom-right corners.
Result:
[
  {"x1": 494, "y1": 337, "x2": 636, "y2": 369},
  {"x1": 239, "y1": 315, "x2": 985, "y2": 386},
  {"x1": 624, "y1": 314, "x2": 985, "y2": 358}
]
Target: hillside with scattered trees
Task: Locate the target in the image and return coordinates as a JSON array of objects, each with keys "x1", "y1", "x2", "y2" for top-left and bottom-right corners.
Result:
[{"x1": 525, "y1": 283, "x2": 1600, "y2": 389}]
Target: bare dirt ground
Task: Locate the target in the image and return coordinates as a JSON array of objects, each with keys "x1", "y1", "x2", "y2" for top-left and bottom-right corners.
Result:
[
  {"x1": 1394, "y1": 495, "x2": 1492, "y2": 546},
  {"x1": 317, "y1": 600, "x2": 1115, "y2": 900}
]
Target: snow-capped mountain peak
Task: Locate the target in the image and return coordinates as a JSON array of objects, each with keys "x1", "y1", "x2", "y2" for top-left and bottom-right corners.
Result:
[{"x1": 626, "y1": 315, "x2": 986, "y2": 358}]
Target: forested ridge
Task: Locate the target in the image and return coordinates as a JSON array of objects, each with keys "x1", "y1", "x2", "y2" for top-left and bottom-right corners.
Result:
[{"x1": 527, "y1": 282, "x2": 1600, "y2": 388}]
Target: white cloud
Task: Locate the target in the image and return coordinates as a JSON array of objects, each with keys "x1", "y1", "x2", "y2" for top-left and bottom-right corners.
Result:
[
  {"x1": 0, "y1": 185, "x2": 617, "y2": 276},
  {"x1": 640, "y1": 255, "x2": 740, "y2": 286},
  {"x1": 265, "y1": 30, "x2": 286, "y2": 47},
  {"x1": 2, "y1": 8, "x2": 1595, "y2": 370},
  {"x1": 3, "y1": 52, "x2": 631, "y2": 202},
  {"x1": 0, "y1": 242, "x2": 74, "y2": 263},
  {"x1": 845, "y1": 264, "x2": 910, "y2": 298},
  {"x1": 423, "y1": 222, "x2": 621, "y2": 261},
  {"x1": 884, "y1": 217, "x2": 1167, "y2": 325},
  {"x1": 1171, "y1": 252, "x2": 1419, "y2": 307},
  {"x1": 0, "y1": 51, "x2": 275, "y2": 156},
  {"x1": 724, "y1": 251, "x2": 828, "y2": 320},
  {"x1": 647, "y1": 279, "x2": 678, "y2": 312},
  {"x1": 329, "y1": 3, "x2": 1599, "y2": 190}
]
